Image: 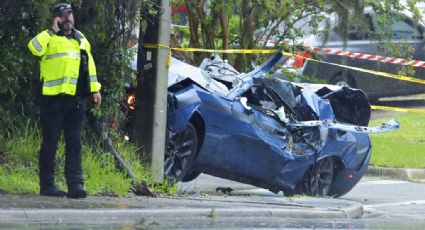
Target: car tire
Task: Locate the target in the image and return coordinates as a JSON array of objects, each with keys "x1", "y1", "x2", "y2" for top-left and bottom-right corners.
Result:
[
  {"x1": 181, "y1": 170, "x2": 201, "y2": 182},
  {"x1": 329, "y1": 74, "x2": 355, "y2": 88},
  {"x1": 164, "y1": 123, "x2": 198, "y2": 183},
  {"x1": 299, "y1": 157, "x2": 336, "y2": 197}
]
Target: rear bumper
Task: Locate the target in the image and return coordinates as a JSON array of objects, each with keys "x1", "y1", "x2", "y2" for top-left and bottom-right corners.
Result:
[{"x1": 329, "y1": 150, "x2": 371, "y2": 197}]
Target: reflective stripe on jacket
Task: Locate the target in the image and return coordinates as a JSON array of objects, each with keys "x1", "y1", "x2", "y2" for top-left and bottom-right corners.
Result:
[{"x1": 28, "y1": 29, "x2": 101, "y2": 96}]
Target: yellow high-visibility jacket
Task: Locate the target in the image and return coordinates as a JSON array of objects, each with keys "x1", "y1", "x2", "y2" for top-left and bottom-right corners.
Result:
[{"x1": 28, "y1": 29, "x2": 101, "y2": 96}]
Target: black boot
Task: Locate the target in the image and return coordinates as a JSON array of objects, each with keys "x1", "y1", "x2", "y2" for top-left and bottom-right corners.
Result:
[
  {"x1": 67, "y1": 184, "x2": 87, "y2": 199},
  {"x1": 40, "y1": 184, "x2": 66, "y2": 197}
]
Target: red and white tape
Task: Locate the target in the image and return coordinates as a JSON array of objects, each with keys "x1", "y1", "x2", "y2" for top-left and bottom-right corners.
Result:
[{"x1": 304, "y1": 46, "x2": 425, "y2": 68}]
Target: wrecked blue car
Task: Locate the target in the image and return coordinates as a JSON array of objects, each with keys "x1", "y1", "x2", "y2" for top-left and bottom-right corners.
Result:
[{"x1": 137, "y1": 52, "x2": 398, "y2": 197}]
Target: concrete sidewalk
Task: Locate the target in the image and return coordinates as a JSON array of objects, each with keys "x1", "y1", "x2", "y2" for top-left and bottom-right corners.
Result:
[
  {"x1": 0, "y1": 194, "x2": 363, "y2": 223},
  {"x1": 0, "y1": 173, "x2": 365, "y2": 224}
]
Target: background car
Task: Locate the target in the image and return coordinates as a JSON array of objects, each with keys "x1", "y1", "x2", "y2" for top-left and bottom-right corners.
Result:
[
  {"x1": 124, "y1": 52, "x2": 397, "y2": 197},
  {"x1": 282, "y1": 8, "x2": 425, "y2": 101}
]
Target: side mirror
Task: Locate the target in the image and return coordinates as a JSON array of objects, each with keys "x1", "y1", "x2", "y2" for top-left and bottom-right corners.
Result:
[{"x1": 240, "y1": 97, "x2": 252, "y2": 112}]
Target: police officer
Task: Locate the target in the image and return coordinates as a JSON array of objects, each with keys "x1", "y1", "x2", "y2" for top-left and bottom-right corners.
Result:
[{"x1": 28, "y1": 3, "x2": 102, "y2": 198}]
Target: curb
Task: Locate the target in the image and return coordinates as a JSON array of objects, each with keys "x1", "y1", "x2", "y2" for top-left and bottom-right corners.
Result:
[
  {"x1": 0, "y1": 202, "x2": 363, "y2": 222},
  {"x1": 367, "y1": 166, "x2": 425, "y2": 181},
  {"x1": 0, "y1": 194, "x2": 364, "y2": 222}
]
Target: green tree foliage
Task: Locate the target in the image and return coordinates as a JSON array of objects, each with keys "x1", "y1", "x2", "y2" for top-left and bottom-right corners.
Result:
[
  {"x1": 74, "y1": 0, "x2": 139, "y2": 121},
  {"x1": 0, "y1": 0, "x2": 55, "y2": 130},
  {"x1": 180, "y1": 0, "x2": 425, "y2": 70},
  {"x1": 0, "y1": 0, "x2": 141, "y2": 131}
]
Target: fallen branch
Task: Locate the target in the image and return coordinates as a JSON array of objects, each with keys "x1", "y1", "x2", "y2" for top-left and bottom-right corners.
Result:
[{"x1": 88, "y1": 115, "x2": 156, "y2": 197}]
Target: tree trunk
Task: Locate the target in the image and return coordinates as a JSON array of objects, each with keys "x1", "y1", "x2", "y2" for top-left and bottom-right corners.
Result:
[
  {"x1": 219, "y1": 0, "x2": 229, "y2": 60},
  {"x1": 235, "y1": 0, "x2": 257, "y2": 71},
  {"x1": 185, "y1": 0, "x2": 202, "y2": 61}
]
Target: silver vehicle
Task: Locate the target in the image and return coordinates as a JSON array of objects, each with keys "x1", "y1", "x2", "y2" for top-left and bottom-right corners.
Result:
[{"x1": 283, "y1": 8, "x2": 425, "y2": 100}]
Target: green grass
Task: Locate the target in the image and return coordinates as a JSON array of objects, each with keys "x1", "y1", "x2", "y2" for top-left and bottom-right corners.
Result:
[
  {"x1": 370, "y1": 112, "x2": 425, "y2": 168},
  {"x1": 0, "y1": 166, "x2": 39, "y2": 194},
  {"x1": 0, "y1": 120, "x2": 176, "y2": 196}
]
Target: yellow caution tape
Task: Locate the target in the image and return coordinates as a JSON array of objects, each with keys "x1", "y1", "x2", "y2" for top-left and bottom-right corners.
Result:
[
  {"x1": 145, "y1": 44, "x2": 425, "y2": 86},
  {"x1": 172, "y1": 47, "x2": 277, "y2": 54},
  {"x1": 141, "y1": 44, "x2": 425, "y2": 114},
  {"x1": 288, "y1": 52, "x2": 425, "y2": 85},
  {"x1": 143, "y1": 43, "x2": 278, "y2": 54},
  {"x1": 143, "y1": 43, "x2": 171, "y2": 49},
  {"x1": 167, "y1": 50, "x2": 172, "y2": 67},
  {"x1": 142, "y1": 43, "x2": 172, "y2": 67},
  {"x1": 371, "y1": 105, "x2": 425, "y2": 114}
]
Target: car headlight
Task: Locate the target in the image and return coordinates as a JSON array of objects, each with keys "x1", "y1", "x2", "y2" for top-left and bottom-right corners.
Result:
[{"x1": 126, "y1": 93, "x2": 136, "y2": 110}]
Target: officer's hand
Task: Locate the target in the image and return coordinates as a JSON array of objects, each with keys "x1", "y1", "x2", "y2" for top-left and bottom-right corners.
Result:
[
  {"x1": 93, "y1": 92, "x2": 102, "y2": 108},
  {"x1": 52, "y1": 17, "x2": 62, "y2": 33}
]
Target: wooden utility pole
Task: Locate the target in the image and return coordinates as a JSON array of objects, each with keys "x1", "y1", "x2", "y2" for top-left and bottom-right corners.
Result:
[{"x1": 134, "y1": 0, "x2": 171, "y2": 183}]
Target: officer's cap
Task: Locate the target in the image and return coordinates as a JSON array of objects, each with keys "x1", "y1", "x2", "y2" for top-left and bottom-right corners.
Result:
[{"x1": 52, "y1": 3, "x2": 72, "y2": 16}]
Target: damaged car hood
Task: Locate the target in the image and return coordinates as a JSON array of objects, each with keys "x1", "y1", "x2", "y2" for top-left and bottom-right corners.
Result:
[
  {"x1": 200, "y1": 51, "x2": 399, "y2": 134},
  {"x1": 168, "y1": 57, "x2": 229, "y2": 96}
]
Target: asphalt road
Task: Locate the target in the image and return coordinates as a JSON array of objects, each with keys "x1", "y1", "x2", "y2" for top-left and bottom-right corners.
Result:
[
  {"x1": 343, "y1": 177, "x2": 425, "y2": 220},
  {"x1": 178, "y1": 175, "x2": 425, "y2": 229},
  {"x1": 181, "y1": 174, "x2": 425, "y2": 221}
]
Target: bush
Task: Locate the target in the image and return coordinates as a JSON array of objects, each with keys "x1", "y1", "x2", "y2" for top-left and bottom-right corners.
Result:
[
  {"x1": 0, "y1": 0, "x2": 138, "y2": 131},
  {"x1": 0, "y1": 119, "x2": 176, "y2": 196}
]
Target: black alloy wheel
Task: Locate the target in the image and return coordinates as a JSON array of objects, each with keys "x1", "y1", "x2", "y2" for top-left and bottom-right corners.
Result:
[
  {"x1": 164, "y1": 123, "x2": 198, "y2": 183},
  {"x1": 301, "y1": 157, "x2": 335, "y2": 197}
]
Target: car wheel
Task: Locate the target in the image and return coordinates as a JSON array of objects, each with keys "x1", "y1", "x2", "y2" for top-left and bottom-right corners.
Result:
[
  {"x1": 164, "y1": 123, "x2": 198, "y2": 183},
  {"x1": 329, "y1": 74, "x2": 355, "y2": 88},
  {"x1": 300, "y1": 158, "x2": 335, "y2": 197},
  {"x1": 181, "y1": 170, "x2": 201, "y2": 182}
]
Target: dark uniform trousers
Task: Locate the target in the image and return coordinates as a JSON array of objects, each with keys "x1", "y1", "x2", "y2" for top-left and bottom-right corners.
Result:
[{"x1": 39, "y1": 95, "x2": 86, "y2": 188}]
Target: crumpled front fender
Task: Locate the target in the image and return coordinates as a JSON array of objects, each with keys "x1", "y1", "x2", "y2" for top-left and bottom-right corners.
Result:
[{"x1": 167, "y1": 85, "x2": 201, "y2": 132}]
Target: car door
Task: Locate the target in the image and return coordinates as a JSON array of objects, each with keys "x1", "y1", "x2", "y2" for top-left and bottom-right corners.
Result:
[
  {"x1": 331, "y1": 13, "x2": 384, "y2": 94},
  {"x1": 304, "y1": 13, "x2": 381, "y2": 93},
  {"x1": 374, "y1": 13, "x2": 425, "y2": 95},
  {"x1": 341, "y1": 12, "x2": 425, "y2": 97},
  {"x1": 305, "y1": 12, "x2": 425, "y2": 98}
]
